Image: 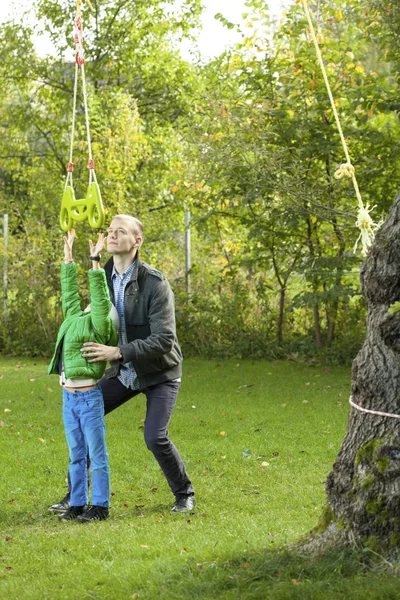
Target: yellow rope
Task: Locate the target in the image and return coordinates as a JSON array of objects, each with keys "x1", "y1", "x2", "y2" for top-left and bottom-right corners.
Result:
[
  {"x1": 302, "y1": 0, "x2": 379, "y2": 256},
  {"x1": 76, "y1": 0, "x2": 94, "y2": 20}
]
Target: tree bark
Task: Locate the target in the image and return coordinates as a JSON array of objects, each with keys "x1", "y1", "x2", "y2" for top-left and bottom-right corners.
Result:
[{"x1": 306, "y1": 196, "x2": 400, "y2": 552}]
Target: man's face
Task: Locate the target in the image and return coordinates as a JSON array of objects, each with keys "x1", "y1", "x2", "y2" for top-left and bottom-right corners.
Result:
[{"x1": 107, "y1": 217, "x2": 141, "y2": 255}]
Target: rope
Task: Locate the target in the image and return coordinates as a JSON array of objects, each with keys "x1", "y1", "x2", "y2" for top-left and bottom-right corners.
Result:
[
  {"x1": 65, "y1": 61, "x2": 79, "y2": 191},
  {"x1": 349, "y1": 396, "x2": 400, "y2": 420},
  {"x1": 302, "y1": 0, "x2": 380, "y2": 256},
  {"x1": 59, "y1": 0, "x2": 104, "y2": 231}
]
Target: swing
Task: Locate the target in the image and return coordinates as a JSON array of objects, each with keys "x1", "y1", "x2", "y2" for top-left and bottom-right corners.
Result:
[
  {"x1": 302, "y1": 0, "x2": 380, "y2": 256},
  {"x1": 60, "y1": 0, "x2": 105, "y2": 232}
]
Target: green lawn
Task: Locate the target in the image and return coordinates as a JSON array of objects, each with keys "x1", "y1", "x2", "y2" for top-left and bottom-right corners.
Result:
[{"x1": 0, "y1": 357, "x2": 398, "y2": 599}]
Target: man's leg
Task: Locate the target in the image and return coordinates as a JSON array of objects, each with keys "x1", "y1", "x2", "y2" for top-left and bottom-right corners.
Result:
[
  {"x1": 143, "y1": 381, "x2": 194, "y2": 503},
  {"x1": 99, "y1": 376, "x2": 139, "y2": 415}
]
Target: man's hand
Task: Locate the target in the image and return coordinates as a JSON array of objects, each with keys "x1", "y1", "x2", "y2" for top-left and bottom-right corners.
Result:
[{"x1": 80, "y1": 342, "x2": 121, "y2": 363}]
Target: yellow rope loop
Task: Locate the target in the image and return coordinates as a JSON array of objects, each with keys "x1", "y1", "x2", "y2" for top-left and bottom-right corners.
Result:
[{"x1": 334, "y1": 162, "x2": 355, "y2": 180}]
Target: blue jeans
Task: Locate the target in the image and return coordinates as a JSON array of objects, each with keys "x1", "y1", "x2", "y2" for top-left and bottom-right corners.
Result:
[{"x1": 63, "y1": 386, "x2": 109, "y2": 507}]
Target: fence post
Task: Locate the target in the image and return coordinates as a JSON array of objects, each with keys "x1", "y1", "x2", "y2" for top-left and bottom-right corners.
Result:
[
  {"x1": 3, "y1": 214, "x2": 8, "y2": 325},
  {"x1": 184, "y1": 210, "x2": 191, "y2": 296}
]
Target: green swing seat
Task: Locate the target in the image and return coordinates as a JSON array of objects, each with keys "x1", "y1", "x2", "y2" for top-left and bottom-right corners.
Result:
[{"x1": 59, "y1": 181, "x2": 105, "y2": 232}]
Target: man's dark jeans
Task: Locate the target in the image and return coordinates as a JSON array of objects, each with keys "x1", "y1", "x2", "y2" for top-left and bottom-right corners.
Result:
[{"x1": 68, "y1": 378, "x2": 194, "y2": 498}]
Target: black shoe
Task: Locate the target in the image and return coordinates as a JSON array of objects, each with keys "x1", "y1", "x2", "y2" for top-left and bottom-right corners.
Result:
[
  {"x1": 77, "y1": 506, "x2": 109, "y2": 523},
  {"x1": 49, "y1": 492, "x2": 70, "y2": 513},
  {"x1": 171, "y1": 495, "x2": 196, "y2": 513},
  {"x1": 58, "y1": 505, "x2": 86, "y2": 521}
]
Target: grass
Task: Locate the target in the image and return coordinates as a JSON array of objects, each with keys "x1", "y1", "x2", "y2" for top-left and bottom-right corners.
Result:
[{"x1": 0, "y1": 357, "x2": 398, "y2": 599}]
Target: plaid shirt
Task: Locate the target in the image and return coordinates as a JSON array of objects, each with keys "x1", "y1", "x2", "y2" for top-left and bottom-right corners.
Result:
[{"x1": 112, "y1": 261, "x2": 141, "y2": 391}]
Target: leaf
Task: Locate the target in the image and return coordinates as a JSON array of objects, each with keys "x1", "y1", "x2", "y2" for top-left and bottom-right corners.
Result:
[
  {"x1": 4, "y1": 409, "x2": 11, "y2": 413},
  {"x1": 38, "y1": 438, "x2": 46, "y2": 443},
  {"x1": 219, "y1": 431, "x2": 226, "y2": 437},
  {"x1": 0, "y1": 421, "x2": 4, "y2": 427}
]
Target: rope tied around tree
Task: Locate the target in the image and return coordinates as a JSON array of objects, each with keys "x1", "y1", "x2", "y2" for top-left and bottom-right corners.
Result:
[
  {"x1": 302, "y1": 0, "x2": 381, "y2": 256},
  {"x1": 349, "y1": 396, "x2": 400, "y2": 420}
]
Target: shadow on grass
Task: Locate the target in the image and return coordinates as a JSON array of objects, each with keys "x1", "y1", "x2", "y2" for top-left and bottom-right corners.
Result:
[{"x1": 148, "y1": 545, "x2": 400, "y2": 600}]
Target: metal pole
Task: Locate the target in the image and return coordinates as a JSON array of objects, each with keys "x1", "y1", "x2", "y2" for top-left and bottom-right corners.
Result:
[
  {"x1": 184, "y1": 210, "x2": 191, "y2": 296},
  {"x1": 3, "y1": 214, "x2": 8, "y2": 325}
]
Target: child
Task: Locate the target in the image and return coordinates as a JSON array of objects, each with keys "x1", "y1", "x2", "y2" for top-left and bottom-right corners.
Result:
[{"x1": 48, "y1": 229, "x2": 118, "y2": 522}]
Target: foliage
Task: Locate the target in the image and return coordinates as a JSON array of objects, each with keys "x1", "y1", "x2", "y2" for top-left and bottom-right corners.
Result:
[{"x1": 1, "y1": 0, "x2": 400, "y2": 359}]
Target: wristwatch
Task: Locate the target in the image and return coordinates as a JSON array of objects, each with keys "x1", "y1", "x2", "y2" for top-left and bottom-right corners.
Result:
[{"x1": 90, "y1": 255, "x2": 101, "y2": 261}]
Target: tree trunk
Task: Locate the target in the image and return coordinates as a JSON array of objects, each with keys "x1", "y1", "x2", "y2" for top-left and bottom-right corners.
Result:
[
  {"x1": 326, "y1": 299, "x2": 338, "y2": 345},
  {"x1": 313, "y1": 302, "x2": 322, "y2": 348},
  {"x1": 277, "y1": 285, "x2": 286, "y2": 344},
  {"x1": 306, "y1": 197, "x2": 400, "y2": 552}
]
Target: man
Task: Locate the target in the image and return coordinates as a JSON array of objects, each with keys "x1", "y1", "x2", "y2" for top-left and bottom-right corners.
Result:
[{"x1": 49, "y1": 214, "x2": 195, "y2": 514}]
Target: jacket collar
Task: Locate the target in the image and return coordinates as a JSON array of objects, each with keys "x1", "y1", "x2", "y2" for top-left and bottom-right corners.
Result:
[{"x1": 104, "y1": 252, "x2": 141, "y2": 284}]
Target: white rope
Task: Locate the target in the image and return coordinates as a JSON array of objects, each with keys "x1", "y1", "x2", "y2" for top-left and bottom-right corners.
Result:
[
  {"x1": 65, "y1": 9, "x2": 96, "y2": 188},
  {"x1": 65, "y1": 61, "x2": 79, "y2": 190},
  {"x1": 349, "y1": 396, "x2": 400, "y2": 419}
]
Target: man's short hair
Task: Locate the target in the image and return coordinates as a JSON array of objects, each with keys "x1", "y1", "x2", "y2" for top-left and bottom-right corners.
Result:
[{"x1": 113, "y1": 214, "x2": 144, "y2": 238}]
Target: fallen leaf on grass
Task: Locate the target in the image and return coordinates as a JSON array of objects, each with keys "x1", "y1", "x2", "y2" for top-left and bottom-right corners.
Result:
[
  {"x1": 261, "y1": 461, "x2": 270, "y2": 467},
  {"x1": 5, "y1": 536, "x2": 12, "y2": 542},
  {"x1": 29, "y1": 378, "x2": 35, "y2": 382},
  {"x1": 4, "y1": 408, "x2": 11, "y2": 413},
  {"x1": 0, "y1": 375, "x2": 3, "y2": 379},
  {"x1": 38, "y1": 438, "x2": 46, "y2": 443},
  {"x1": 0, "y1": 421, "x2": 5, "y2": 427},
  {"x1": 242, "y1": 562, "x2": 250, "y2": 569},
  {"x1": 219, "y1": 431, "x2": 226, "y2": 437},
  {"x1": 140, "y1": 545, "x2": 151, "y2": 549},
  {"x1": 292, "y1": 579, "x2": 302, "y2": 585}
]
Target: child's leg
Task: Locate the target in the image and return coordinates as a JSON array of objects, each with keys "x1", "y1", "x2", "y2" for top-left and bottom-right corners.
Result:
[
  {"x1": 62, "y1": 389, "x2": 89, "y2": 506},
  {"x1": 80, "y1": 386, "x2": 110, "y2": 508}
]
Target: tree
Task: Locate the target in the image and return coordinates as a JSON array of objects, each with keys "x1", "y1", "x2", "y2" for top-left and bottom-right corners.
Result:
[
  {"x1": 303, "y1": 0, "x2": 400, "y2": 552},
  {"x1": 305, "y1": 195, "x2": 400, "y2": 552}
]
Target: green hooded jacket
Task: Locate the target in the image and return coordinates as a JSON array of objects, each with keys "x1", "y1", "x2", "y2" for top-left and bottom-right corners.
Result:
[{"x1": 48, "y1": 263, "x2": 118, "y2": 381}]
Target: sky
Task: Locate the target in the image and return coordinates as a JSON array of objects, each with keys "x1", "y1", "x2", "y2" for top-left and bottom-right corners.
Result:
[{"x1": 0, "y1": 0, "x2": 289, "y2": 59}]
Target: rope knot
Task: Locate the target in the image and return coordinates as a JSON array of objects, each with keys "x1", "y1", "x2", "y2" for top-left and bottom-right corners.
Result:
[
  {"x1": 353, "y1": 203, "x2": 381, "y2": 256},
  {"x1": 334, "y1": 162, "x2": 355, "y2": 179}
]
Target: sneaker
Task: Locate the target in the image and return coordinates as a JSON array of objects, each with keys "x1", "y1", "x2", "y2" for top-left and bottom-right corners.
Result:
[
  {"x1": 171, "y1": 495, "x2": 196, "y2": 513},
  {"x1": 49, "y1": 492, "x2": 70, "y2": 513},
  {"x1": 77, "y1": 506, "x2": 109, "y2": 523},
  {"x1": 58, "y1": 505, "x2": 86, "y2": 521}
]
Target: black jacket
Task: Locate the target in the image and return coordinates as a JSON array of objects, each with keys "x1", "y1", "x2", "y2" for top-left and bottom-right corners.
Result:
[{"x1": 103, "y1": 255, "x2": 183, "y2": 388}]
